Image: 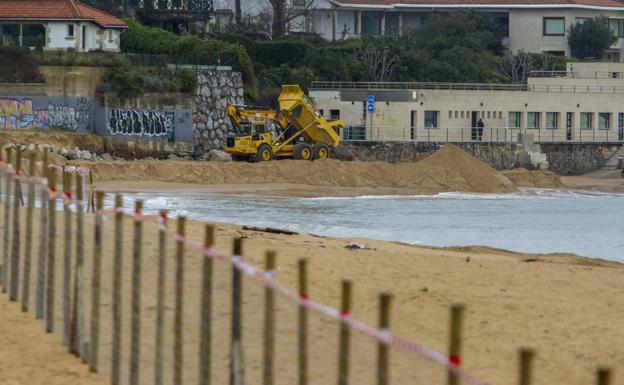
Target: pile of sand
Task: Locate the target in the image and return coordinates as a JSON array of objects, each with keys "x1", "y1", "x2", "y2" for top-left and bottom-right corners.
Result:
[
  {"x1": 502, "y1": 168, "x2": 564, "y2": 189},
  {"x1": 75, "y1": 145, "x2": 518, "y2": 195}
]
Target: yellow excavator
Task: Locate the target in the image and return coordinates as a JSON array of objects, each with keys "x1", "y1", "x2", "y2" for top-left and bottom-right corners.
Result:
[{"x1": 225, "y1": 85, "x2": 344, "y2": 161}]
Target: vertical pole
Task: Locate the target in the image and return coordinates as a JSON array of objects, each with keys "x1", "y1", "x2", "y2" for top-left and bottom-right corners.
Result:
[
  {"x1": 2, "y1": 148, "x2": 12, "y2": 293},
  {"x1": 263, "y1": 251, "x2": 276, "y2": 385},
  {"x1": 45, "y1": 167, "x2": 57, "y2": 333},
  {"x1": 298, "y1": 258, "x2": 308, "y2": 385},
  {"x1": 447, "y1": 305, "x2": 465, "y2": 385},
  {"x1": 62, "y1": 171, "x2": 73, "y2": 346},
  {"x1": 199, "y1": 224, "x2": 215, "y2": 385},
  {"x1": 154, "y1": 211, "x2": 167, "y2": 385},
  {"x1": 337, "y1": 280, "x2": 352, "y2": 385},
  {"x1": 36, "y1": 149, "x2": 48, "y2": 319},
  {"x1": 129, "y1": 200, "x2": 143, "y2": 385},
  {"x1": 21, "y1": 152, "x2": 36, "y2": 311},
  {"x1": 89, "y1": 191, "x2": 104, "y2": 373},
  {"x1": 111, "y1": 194, "x2": 123, "y2": 385},
  {"x1": 518, "y1": 349, "x2": 534, "y2": 385},
  {"x1": 230, "y1": 237, "x2": 244, "y2": 385},
  {"x1": 89, "y1": 170, "x2": 95, "y2": 213},
  {"x1": 9, "y1": 149, "x2": 21, "y2": 301},
  {"x1": 174, "y1": 216, "x2": 187, "y2": 385},
  {"x1": 70, "y1": 173, "x2": 85, "y2": 357},
  {"x1": 597, "y1": 368, "x2": 611, "y2": 385},
  {"x1": 377, "y1": 293, "x2": 392, "y2": 385}
]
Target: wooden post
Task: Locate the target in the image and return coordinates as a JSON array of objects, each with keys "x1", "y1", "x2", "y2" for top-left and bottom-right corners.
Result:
[
  {"x1": 199, "y1": 224, "x2": 215, "y2": 385},
  {"x1": 35, "y1": 149, "x2": 49, "y2": 319},
  {"x1": 263, "y1": 251, "x2": 277, "y2": 385},
  {"x1": 518, "y1": 349, "x2": 534, "y2": 385},
  {"x1": 174, "y1": 217, "x2": 187, "y2": 385},
  {"x1": 298, "y1": 258, "x2": 308, "y2": 385},
  {"x1": 89, "y1": 191, "x2": 104, "y2": 373},
  {"x1": 338, "y1": 280, "x2": 352, "y2": 385},
  {"x1": 130, "y1": 200, "x2": 143, "y2": 385},
  {"x1": 9, "y1": 149, "x2": 21, "y2": 301},
  {"x1": 45, "y1": 167, "x2": 57, "y2": 333},
  {"x1": 70, "y1": 173, "x2": 86, "y2": 360},
  {"x1": 377, "y1": 293, "x2": 392, "y2": 385},
  {"x1": 447, "y1": 305, "x2": 465, "y2": 385},
  {"x1": 111, "y1": 194, "x2": 123, "y2": 385},
  {"x1": 2, "y1": 148, "x2": 12, "y2": 293},
  {"x1": 154, "y1": 211, "x2": 167, "y2": 385},
  {"x1": 597, "y1": 368, "x2": 611, "y2": 385},
  {"x1": 21, "y1": 152, "x2": 36, "y2": 311},
  {"x1": 230, "y1": 237, "x2": 245, "y2": 385},
  {"x1": 62, "y1": 171, "x2": 73, "y2": 346}
]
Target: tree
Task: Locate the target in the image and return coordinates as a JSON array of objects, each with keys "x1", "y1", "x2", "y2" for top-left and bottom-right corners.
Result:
[
  {"x1": 268, "y1": 0, "x2": 314, "y2": 38},
  {"x1": 360, "y1": 44, "x2": 396, "y2": 82},
  {"x1": 568, "y1": 17, "x2": 617, "y2": 59}
]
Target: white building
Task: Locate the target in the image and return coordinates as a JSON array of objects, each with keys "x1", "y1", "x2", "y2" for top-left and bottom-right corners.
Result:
[
  {"x1": 304, "y1": 0, "x2": 624, "y2": 61},
  {"x1": 310, "y1": 62, "x2": 624, "y2": 143},
  {"x1": 0, "y1": 0, "x2": 127, "y2": 52}
]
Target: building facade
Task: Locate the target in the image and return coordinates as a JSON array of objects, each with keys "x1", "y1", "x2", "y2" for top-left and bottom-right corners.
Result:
[
  {"x1": 309, "y1": 62, "x2": 624, "y2": 143},
  {"x1": 0, "y1": 0, "x2": 126, "y2": 52},
  {"x1": 304, "y1": 0, "x2": 624, "y2": 60}
]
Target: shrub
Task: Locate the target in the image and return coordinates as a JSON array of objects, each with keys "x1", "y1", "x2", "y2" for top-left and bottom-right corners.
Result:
[
  {"x1": 172, "y1": 69, "x2": 197, "y2": 93},
  {"x1": 0, "y1": 46, "x2": 42, "y2": 83},
  {"x1": 568, "y1": 17, "x2": 618, "y2": 59}
]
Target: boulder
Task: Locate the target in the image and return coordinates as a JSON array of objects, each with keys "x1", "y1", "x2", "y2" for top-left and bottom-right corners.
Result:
[{"x1": 206, "y1": 149, "x2": 232, "y2": 162}]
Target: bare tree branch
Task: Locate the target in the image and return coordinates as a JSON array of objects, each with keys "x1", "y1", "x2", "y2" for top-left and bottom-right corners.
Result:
[{"x1": 360, "y1": 45, "x2": 396, "y2": 82}]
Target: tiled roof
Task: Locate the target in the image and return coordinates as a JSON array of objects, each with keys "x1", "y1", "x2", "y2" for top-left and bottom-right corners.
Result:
[
  {"x1": 332, "y1": 0, "x2": 624, "y2": 7},
  {"x1": 0, "y1": 0, "x2": 127, "y2": 28}
]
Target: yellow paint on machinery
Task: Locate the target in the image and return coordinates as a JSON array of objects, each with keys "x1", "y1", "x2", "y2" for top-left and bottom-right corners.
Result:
[{"x1": 225, "y1": 85, "x2": 344, "y2": 162}]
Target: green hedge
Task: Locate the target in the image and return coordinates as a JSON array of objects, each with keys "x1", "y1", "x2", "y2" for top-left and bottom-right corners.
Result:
[
  {"x1": 121, "y1": 20, "x2": 256, "y2": 89},
  {"x1": 0, "y1": 46, "x2": 43, "y2": 83}
]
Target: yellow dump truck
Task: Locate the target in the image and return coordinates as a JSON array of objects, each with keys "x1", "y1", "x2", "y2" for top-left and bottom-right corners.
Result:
[{"x1": 225, "y1": 85, "x2": 344, "y2": 161}]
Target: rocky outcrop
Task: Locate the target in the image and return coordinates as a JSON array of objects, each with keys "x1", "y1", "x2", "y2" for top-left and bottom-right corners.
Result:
[{"x1": 192, "y1": 68, "x2": 244, "y2": 157}]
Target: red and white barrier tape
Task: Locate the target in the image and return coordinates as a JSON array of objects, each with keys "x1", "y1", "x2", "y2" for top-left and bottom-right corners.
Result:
[{"x1": 0, "y1": 160, "x2": 488, "y2": 385}]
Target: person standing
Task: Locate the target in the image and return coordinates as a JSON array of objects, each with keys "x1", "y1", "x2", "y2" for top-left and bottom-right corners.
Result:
[{"x1": 477, "y1": 118, "x2": 485, "y2": 141}]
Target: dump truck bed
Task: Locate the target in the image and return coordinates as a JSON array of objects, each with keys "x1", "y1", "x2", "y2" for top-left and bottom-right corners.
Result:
[{"x1": 278, "y1": 85, "x2": 343, "y2": 148}]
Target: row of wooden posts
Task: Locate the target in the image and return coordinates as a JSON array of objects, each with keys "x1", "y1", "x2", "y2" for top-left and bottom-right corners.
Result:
[{"x1": 0, "y1": 147, "x2": 616, "y2": 385}]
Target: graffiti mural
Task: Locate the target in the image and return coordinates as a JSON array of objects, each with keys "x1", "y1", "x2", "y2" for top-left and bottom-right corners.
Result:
[
  {"x1": 0, "y1": 98, "x2": 35, "y2": 129},
  {"x1": 0, "y1": 97, "x2": 93, "y2": 131},
  {"x1": 107, "y1": 108, "x2": 174, "y2": 137}
]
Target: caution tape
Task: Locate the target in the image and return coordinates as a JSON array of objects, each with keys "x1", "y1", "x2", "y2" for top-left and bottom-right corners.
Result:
[{"x1": 0, "y1": 159, "x2": 489, "y2": 385}]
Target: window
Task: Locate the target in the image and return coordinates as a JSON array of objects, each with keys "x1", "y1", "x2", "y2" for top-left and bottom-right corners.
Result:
[
  {"x1": 410, "y1": 110, "x2": 417, "y2": 139},
  {"x1": 545, "y1": 112, "x2": 559, "y2": 129},
  {"x1": 543, "y1": 17, "x2": 565, "y2": 36},
  {"x1": 544, "y1": 51, "x2": 565, "y2": 56},
  {"x1": 599, "y1": 113, "x2": 611, "y2": 129},
  {"x1": 108, "y1": 29, "x2": 114, "y2": 42},
  {"x1": 319, "y1": 109, "x2": 324, "y2": 117},
  {"x1": 508, "y1": 112, "x2": 521, "y2": 128},
  {"x1": 67, "y1": 24, "x2": 75, "y2": 38},
  {"x1": 527, "y1": 112, "x2": 541, "y2": 129},
  {"x1": 609, "y1": 19, "x2": 624, "y2": 38},
  {"x1": 449, "y1": 111, "x2": 453, "y2": 119},
  {"x1": 576, "y1": 17, "x2": 590, "y2": 24},
  {"x1": 455, "y1": 111, "x2": 459, "y2": 119},
  {"x1": 329, "y1": 109, "x2": 340, "y2": 120},
  {"x1": 461, "y1": 111, "x2": 465, "y2": 119},
  {"x1": 580, "y1": 112, "x2": 593, "y2": 130},
  {"x1": 344, "y1": 126, "x2": 366, "y2": 140},
  {"x1": 424, "y1": 111, "x2": 438, "y2": 128}
]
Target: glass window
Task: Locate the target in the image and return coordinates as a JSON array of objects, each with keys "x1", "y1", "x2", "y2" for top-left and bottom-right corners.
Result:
[
  {"x1": 461, "y1": 111, "x2": 465, "y2": 119},
  {"x1": 543, "y1": 17, "x2": 565, "y2": 36},
  {"x1": 449, "y1": 111, "x2": 453, "y2": 119},
  {"x1": 330, "y1": 109, "x2": 340, "y2": 120},
  {"x1": 599, "y1": 113, "x2": 611, "y2": 129},
  {"x1": 545, "y1": 112, "x2": 558, "y2": 129},
  {"x1": 609, "y1": 19, "x2": 624, "y2": 38},
  {"x1": 576, "y1": 17, "x2": 590, "y2": 24},
  {"x1": 67, "y1": 24, "x2": 75, "y2": 37},
  {"x1": 508, "y1": 112, "x2": 521, "y2": 128},
  {"x1": 344, "y1": 126, "x2": 366, "y2": 140},
  {"x1": 108, "y1": 30, "x2": 114, "y2": 42},
  {"x1": 424, "y1": 111, "x2": 438, "y2": 128},
  {"x1": 580, "y1": 112, "x2": 593, "y2": 130},
  {"x1": 527, "y1": 112, "x2": 541, "y2": 129}
]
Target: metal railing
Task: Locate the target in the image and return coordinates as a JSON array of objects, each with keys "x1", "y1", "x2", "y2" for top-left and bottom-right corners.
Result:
[
  {"x1": 311, "y1": 81, "x2": 624, "y2": 94},
  {"x1": 341, "y1": 125, "x2": 624, "y2": 144},
  {"x1": 529, "y1": 70, "x2": 624, "y2": 79}
]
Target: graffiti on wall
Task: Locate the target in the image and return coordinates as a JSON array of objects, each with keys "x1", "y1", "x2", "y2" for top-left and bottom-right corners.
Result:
[
  {"x1": 0, "y1": 97, "x2": 93, "y2": 131},
  {"x1": 107, "y1": 108, "x2": 174, "y2": 137},
  {"x1": 0, "y1": 98, "x2": 35, "y2": 129}
]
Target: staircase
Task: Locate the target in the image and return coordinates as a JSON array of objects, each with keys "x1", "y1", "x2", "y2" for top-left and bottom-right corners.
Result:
[{"x1": 603, "y1": 145, "x2": 624, "y2": 170}]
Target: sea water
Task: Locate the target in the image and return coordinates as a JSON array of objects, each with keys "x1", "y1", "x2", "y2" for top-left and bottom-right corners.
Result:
[{"x1": 120, "y1": 189, "x2": 624, "y2": 261}]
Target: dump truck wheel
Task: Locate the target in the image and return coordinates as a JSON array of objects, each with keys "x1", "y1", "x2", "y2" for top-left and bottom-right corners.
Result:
[
  {"x1": 294, "y1": 143, "x2": 313, "y2": 160},
  {"x1": 255, "y1": 144, "x2": 273, "y2": 162},
  {"x1": 313, "y1": 144, "x2": 330, "y2": 160}
]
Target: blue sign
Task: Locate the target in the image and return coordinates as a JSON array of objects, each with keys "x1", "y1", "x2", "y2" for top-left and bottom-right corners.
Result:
[{"x1": 367, "y1": 95, "x2": 375, "y2": 113}]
